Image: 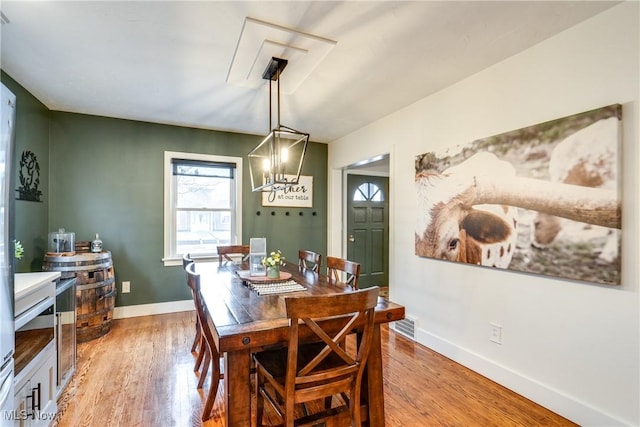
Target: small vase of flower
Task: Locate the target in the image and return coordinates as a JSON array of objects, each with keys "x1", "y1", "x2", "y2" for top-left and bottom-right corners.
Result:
[{"x1": 262, "y1": 250, "x2": 285, "y2": 279}]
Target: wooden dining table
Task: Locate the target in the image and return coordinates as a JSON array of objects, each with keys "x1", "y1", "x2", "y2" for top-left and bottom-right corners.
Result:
[{"x1": 196, "y1": 261, "x2": 405, "y2": 427}]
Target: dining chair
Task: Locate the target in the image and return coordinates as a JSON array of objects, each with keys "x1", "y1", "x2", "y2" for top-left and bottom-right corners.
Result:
[
  {"x1": 217, "y1": 244, "x2": 250, "y2": 264},
  {"x1": 253, "y1": 287, "x2": 379, "y2": 427},
  {"x1": 186, "y1": 262, "x2": 223, "y2": 421},
  {"x1": 183, "y1": 254, "x2": 207, "y2": 378},
  {"x1": 298, "y1": 249, "x2": 322, "y2": 273},
  {"x1": 326, "y1": 256, "x2": 361, "y2": 289},
  {"x1": 182, "y1": 254, "x2": 202, "y2": 356}
]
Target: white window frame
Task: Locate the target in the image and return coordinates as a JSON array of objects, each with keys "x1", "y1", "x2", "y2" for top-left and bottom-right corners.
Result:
[{"x1": 163, "y1": 151, "x2": 243, "y2": 266}]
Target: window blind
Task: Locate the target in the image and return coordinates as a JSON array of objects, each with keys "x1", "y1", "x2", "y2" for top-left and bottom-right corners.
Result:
[{"x1": 172, "y1": 159, "x2": 235, "y2": 179}]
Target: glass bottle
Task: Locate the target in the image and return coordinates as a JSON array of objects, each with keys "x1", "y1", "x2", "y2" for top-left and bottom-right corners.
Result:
[{"x1": 91, "y1": 233, "x2": 103, "y2": 253}]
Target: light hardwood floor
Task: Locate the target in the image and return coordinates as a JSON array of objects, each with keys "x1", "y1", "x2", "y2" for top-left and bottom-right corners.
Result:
[{"x1": 54, "y1": 311, "x2": 576, "y2": 427}]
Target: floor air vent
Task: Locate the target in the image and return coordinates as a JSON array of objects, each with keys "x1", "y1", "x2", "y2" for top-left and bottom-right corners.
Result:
[{"x1": 393, "y1": 316, "x2": 416, "y2": 339}]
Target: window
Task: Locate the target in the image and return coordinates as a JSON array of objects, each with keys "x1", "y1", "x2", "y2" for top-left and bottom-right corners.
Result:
[
  {"x1": 163, "y1": 151, "x2": 242, "y2": 266},
  {"x1": 353, "y1": 182, "x2": 383, "y2": 202}
]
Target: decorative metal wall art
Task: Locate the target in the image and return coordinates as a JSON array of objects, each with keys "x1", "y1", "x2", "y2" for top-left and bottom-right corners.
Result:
[{"x1": 16, "y1": 150, "x2": 43, "y2": 202}]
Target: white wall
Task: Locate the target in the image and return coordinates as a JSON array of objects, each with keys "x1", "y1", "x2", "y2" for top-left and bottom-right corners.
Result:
[{"x1": 328, "y1": 3, "x2": 639, "y2": 425}]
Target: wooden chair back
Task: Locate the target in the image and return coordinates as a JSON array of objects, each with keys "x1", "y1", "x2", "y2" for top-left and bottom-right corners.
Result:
[
  {"x1": 254, "y1": 287, "x2": 379, "y2": 426},
  {"x1": 182, "y1": 253, "x2": 194, "y2": 269},
  {"x1": 298, "y1": 249, "x2": 322, "y2": 272},
  {"x1": 185, "y1": 262, "x2": 222, "y2": 421},
  {"x1": 182, "y1": 252, "x2": 202, "y2": 354},
  {"x1": 326, "y1": 256, "x2": 361, "y2": 289},
  {"x1": 217, "y1": 244, "x2": 250, "y2": 264}
]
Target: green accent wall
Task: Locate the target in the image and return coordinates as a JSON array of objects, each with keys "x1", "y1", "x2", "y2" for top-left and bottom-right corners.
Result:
[
  {"x1": 2, "y1": 72, "x2": 328, "y2": 307},
  {"x1": 1, "y1": 72, "x2": 51, "y2": 273}
]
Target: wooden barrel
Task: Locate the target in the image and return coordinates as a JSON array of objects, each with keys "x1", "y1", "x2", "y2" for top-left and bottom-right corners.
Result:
[{"x1": 43, "y1": 251, "x2": 116, "y2": 342}]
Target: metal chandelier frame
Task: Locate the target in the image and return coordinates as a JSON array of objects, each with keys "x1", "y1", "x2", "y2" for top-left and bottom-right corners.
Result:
[{"x1": 248, "y1": 57, "x2": 309, "y2": 192}]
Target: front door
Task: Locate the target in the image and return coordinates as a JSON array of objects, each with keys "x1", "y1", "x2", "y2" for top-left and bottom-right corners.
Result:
[{"x1": 346, "y1": 174, "x2": 389, "y2": 288}]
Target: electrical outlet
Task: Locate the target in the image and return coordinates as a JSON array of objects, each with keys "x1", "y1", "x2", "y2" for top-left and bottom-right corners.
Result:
[
  {"x1": 489, "y1": 323, "x2": 502, "y2": 344},
  {"x1": 122, "y1": 281, "x2": 131, "y2": 293}
]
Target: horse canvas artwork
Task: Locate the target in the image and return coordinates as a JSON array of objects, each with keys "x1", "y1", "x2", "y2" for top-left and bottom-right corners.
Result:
[{"x1": 415, "y1": 104, "x2": 622, "y2": 285}]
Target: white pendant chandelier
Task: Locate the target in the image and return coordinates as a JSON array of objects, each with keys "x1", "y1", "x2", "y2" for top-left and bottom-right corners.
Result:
[{"x1": 248, "y1": 57, "x2": 309, "y2": 192}]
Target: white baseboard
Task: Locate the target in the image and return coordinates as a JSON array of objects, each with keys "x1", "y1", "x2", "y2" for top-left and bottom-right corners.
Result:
[
  {"x1": 414, "y1": 328, "x2": 627, "y2": 427},
  {"x1": 112, "y1": 300, "x2": 194, "y2": 319}
]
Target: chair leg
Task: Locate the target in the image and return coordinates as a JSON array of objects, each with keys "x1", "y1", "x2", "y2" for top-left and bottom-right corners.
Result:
[
  {"x1": 350, "y1": 384, "x2": 361, "y2": 426},
  {"x1": 191, "y1": 317, "x2": 201, "y2": 353},
  {"x1": 194, "y1": 335, "x2": 205, "y2": 372},
  {"x1": 202, "y1": 355, "x2": 221, "y2": 421},
  {"x1": 198, "y1": 346, "x2": 211, "y2": 389},
  {"x1": 255, "y1": 370, "x2": 264, "y2": 427},
  {"x1": 285, "y1": 396, "x2": 295, "y2": 427},
  {"x1": 324, "y1": 396, "x2": 332, "y2": 409}
]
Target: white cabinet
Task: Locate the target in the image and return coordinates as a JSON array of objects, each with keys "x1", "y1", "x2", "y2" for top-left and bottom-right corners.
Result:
[
  {"x1": 13, "y1": 273, "x2": 59, "y2": 426},
  {"x1": 12, "y1": 342, "x2": 56, "y2": 427}
]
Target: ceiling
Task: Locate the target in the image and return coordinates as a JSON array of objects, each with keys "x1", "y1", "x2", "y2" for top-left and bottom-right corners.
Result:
[{"x1": 0, "y1": 1, "x2": 617, "y2": 143}]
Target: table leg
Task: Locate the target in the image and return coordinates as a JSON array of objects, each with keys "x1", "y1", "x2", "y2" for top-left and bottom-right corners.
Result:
[
  {"x1": 224, "y1": 349, "x2": 252, "y2": 427},
  {"x1": 366, "y1": 324, "x2": 385, "y2": 427}
]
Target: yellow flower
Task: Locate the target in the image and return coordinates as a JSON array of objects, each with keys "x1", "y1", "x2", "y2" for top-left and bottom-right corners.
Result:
[{"x1": 261, "y1": 250, "x2": 285, "y2": 267}]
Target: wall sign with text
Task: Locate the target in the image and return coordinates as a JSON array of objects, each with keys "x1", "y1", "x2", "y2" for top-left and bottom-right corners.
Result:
[{"x1": 261, "y1": 175, "x2": 313, "y2": 207}]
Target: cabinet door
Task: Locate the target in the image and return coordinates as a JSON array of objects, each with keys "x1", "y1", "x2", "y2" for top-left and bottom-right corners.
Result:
[
  {"x1": 13, "y1": 352, "x2": 56, "y2": 427},
  {"x1": 28, "y1": 353, "x2": 56, "y2": 427},
  {"x1": 13, "y1": 380, "x2": 29, "y2": 427}
]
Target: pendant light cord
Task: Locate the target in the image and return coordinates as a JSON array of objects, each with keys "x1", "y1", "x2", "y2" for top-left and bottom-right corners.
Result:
[
  {"x1": 277, "y1": 67, "x2": 281, "y2": 129},
  {"x1": 268, "y1": 66, "x2": 283, "y2": 132}
]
